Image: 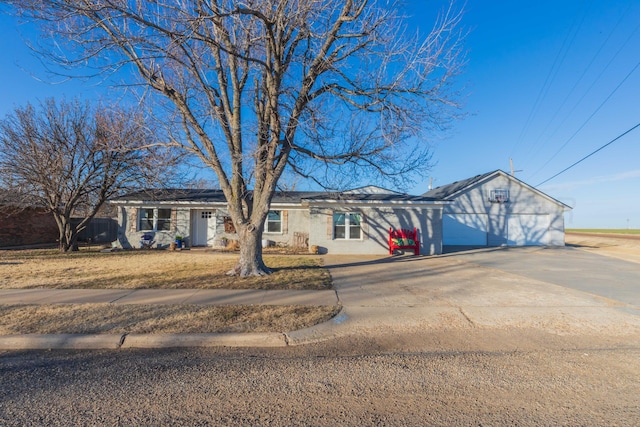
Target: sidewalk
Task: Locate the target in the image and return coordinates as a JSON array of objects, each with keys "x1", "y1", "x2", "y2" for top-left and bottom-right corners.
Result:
[{"x1": 0, "y1": 288, "x2": 338, "y2": 306}]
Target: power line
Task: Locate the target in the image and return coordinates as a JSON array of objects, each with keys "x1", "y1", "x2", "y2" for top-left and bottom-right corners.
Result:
[
  {"x1": 524, "y1": 2, "x2": 634, "y2": 162},
  {"x1": 511, "y1": 4, "x2": 589, "y2": 158},
  {"x1": 531, "y1": 58, "x2": 640, "y2": 180},
  {"x1": 537, "y1": 121, "x2": 640, "y2": 186}
]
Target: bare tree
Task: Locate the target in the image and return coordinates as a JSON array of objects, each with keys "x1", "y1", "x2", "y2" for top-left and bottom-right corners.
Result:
[
  {"x1": 0, "y1": 98, "x2": 170, "y2": 252},
  {"x1": 6, "y1": 0, "x2": 465, "y2": 275}
]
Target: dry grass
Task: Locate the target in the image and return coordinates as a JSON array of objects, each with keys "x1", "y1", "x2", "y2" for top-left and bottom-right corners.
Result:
[
  {"x1": 567, "y1": 229, "x2": 640, "y2": 235},
  {"x1": 0, "y1": 304, "x2": 342, "y2": 334},
  {"x1": 565, "y1": 233, "x2": 640, "y2": 265},
  {"x1": 0, "y1": 249, "x2": 338, "y2": 334},
  {"x1": 0, "y1": 249, "x2": 331, "y2": 290}
]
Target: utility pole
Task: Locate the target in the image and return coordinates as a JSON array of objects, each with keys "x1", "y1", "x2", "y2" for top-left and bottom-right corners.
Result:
[{"x1": 509, "y1": 158, "x2": 523, "y2": 177}]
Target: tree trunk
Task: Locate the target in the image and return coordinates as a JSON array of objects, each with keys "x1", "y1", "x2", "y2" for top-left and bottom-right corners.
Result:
[
  {"x1": 226, "y1": 225, "x2": 271, "y2": 277},
  {"x1": 57, "y1": 220, "x2": 69, "y2": 252},
  {"x1": 57, "y1": 217, "x2": 79, "y2": 252}
]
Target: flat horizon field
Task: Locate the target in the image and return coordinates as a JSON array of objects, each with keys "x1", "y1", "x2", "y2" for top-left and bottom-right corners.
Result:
[{"x1": 566, "y1": 229, "x2": 640, "y2": 235}]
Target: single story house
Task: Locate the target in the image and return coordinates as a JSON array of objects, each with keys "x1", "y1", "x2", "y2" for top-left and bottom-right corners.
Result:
[
  {"x1": 423, "y1": 170, "x2": 571, "y2": 247},
  {"x1": 109, "y1": 186, "x2": 447, "y2": 255},
  {"x1": 109, "y1": 171, "x2": 571, "y2": 254}
]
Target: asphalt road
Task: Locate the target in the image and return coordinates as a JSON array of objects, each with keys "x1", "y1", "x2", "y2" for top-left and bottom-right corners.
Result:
[
  {"x1": 2, "y1": 337, "x2": 640, "y2": 426},
  {"x1": 447, "y1": 246, "x2": 640, "y2": 310}
]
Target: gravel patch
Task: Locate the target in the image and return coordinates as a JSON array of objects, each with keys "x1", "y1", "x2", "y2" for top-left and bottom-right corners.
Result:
[{"x1": 1, "y1": 333, "x2": 640, "y2": 426}]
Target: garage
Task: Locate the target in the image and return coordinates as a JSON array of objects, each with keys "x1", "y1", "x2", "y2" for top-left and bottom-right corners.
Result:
[
  {"x1": 424, "y1": 170, "x2": 571, "y2": 248},
  {"x1": 443, "y1": 214, "x2": 488, "y2": 246},
  {"x1": 506, "y1": 214, "x2": 549, "y2": 246},
  {"x1": 444, "y1": 213, "x2": 549, "y2": 247}
]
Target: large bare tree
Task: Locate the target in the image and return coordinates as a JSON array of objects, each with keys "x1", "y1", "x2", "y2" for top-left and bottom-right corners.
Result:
[
  {"x1": 6, "y1": 0, "x2": 465, "y2": 275},
  {"x1": 0, "y1": 98, "x2": 169, "y2": 252}
]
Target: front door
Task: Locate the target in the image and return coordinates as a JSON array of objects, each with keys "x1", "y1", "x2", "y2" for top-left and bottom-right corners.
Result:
[{"x1": 192, "y1": 210, "x2": 215, "y2": 246}]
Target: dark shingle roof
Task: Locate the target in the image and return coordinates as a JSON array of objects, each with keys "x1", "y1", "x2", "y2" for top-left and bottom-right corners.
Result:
[
  {"x1": 111, "y1": 189, "x2": 225, "y2": 203},
  {"x1": 111, "y1": 188, "x2": 444, "y2": 204},
  {"x1": 422, "y1": 171, "x2": 498, "y2": 199},
  {"x1": 112, "y1": 189, "x2": 321, "y2": 204}
]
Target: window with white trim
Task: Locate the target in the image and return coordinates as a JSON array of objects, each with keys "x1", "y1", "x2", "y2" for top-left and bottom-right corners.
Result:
[
  {"x1": 138, "y1": 208, "x2": 172, "y2": 231},
  {"x1": 333, "y1": 212, "x2": 362, "y2": 239},
  {"x1": 265, "y1": 210, "x2": 282, "y2": 233}
]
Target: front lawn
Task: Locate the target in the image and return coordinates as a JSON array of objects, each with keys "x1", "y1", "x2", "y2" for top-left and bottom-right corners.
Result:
[
  {"x1": 0, "y1": 249, "x2": 332, "y2": 290},
  {"x1": 0, "y1": 304, "x2": 341, "y2": 334}
]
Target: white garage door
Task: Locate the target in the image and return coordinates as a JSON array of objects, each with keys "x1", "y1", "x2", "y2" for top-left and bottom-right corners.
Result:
[
  {"x1": 443, "y1": 214, "x2": 488, "y2": 246},
  {"x1": 507, "y1": 214, "x2": 549, "y2": 246}
]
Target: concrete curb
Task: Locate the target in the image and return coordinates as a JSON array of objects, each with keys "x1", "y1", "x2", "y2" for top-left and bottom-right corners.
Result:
[
  {"x1": 285, "y1": 308, "x2": 350, "y2": 346},
  {"x1": 121, "y1": 332, "x2": 287, "y2": 348},
  {"x1": 0, "y1": 332, "x2": 290, "y2": 350},
  {"x1": 0, "y1": 334, "x2": 124, "y2": 350}
]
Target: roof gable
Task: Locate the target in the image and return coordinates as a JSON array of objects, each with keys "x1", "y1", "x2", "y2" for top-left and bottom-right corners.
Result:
[
  {"x1": 342, "y1": 185, "x2": 403, "y2": 195},
  {"x1": 423, "y1": 170, "x2": 571, "y2": 209}
]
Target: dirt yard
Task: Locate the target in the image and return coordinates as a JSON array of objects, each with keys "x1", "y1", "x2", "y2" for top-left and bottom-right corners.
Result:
[{"x1": 566, "y1": 231, "x2": 640, "y2": 264}]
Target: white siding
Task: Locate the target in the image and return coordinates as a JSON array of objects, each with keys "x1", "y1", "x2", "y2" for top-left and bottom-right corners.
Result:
[
  {"x1": 442, "y1": 173, "x2": 566, "y2": 247},
  {"x1": 308, "y1": 206, "x2": 443, "y2": 255}
]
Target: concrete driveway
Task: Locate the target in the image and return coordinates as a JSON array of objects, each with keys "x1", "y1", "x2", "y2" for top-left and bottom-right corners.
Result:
[
  {"x1": 447, "y1": 246, "x2": 640, "y2": 309},
  {"x1": 288, "y1": 248, "x2": 640, "y2": 344}
]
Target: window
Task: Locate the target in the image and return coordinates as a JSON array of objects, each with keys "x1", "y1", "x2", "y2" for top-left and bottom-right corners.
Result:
[
  {"x1": 138, "y1": 208, "x2": 172, "y2": 231},
  {"x1": 333, "y1": 212, "x2": 361, "y2": 239},
  {"x1": 265, "y1": 210, "x2": 282, "y2": 233},
  {"x1": 489, "y1": 189, "x2": 510, "y2": 203},
  {"x1": 157, "y1": 209, "x2": 172, "y2": 230},
  {"x1": 138, "y1": 208, "x2": 154, "y2": 231}
]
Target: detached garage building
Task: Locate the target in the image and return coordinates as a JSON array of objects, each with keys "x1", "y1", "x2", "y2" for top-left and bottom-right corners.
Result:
[{"x1": 423, "y1": 170, "x2": 571, "y2": 248}]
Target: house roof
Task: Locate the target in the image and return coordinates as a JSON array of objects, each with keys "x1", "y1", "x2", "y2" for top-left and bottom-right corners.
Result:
[
  {"x1": 422, "y1": 170, "x2": 572, "y2": 209},
  {"x1": 0, "y1": 189, "x2": 42, "y2": 207},
  {"x1": 110, "y1": 187, "x2": 444, "y2": 206},
  {"x1": 301, "y1": 192, "x2": 441, "y2": 204},
  {"x1": 422, "y1": 171, "x2": 497, "y2": 199},
  {"x1": 111, "y1": 189, "x2": 317, "y2": 204}
]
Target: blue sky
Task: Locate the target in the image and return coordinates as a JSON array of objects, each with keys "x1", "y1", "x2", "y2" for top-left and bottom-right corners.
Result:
[
  {"x1": 406, "y1": 0, "x2": 640, "y2": 229},
  {"x1": 1, "y1": 1, "x2": 639, "y2": 229}
]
